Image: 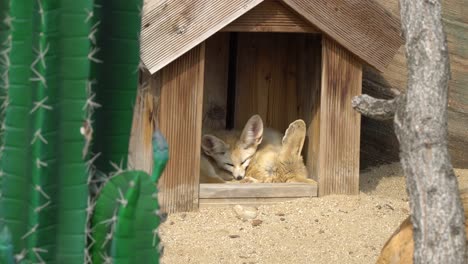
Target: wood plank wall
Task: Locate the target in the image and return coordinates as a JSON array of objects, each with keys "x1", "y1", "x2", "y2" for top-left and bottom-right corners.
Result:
[
  {"x1": 233, "y1": 33, "x2": 321, "y2": 179},
  {"x1": 128, "y1": 69, "x2": 161, "y2": 174},
  {"x1": 281, "y1": 0, "x2": 403, "y2": 72},
  {"x1": 157, "y1": 44, "x2": 205, "y2": 213},
  {"x1": 318, "y1": 37, "x2": 362, "y2": 196},
  {"x1": 202, "y1": 33, "x2": 230, "y2": 131},
  {"x1": 221, "y1": 0, "x2": 318, "y2": 33},
  {"x1": 297, "y1": 36, "x2": 322, "y2": 181}
]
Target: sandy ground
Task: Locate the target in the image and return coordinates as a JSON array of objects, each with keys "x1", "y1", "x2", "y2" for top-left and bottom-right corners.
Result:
[{"x1": 160, "y1": 163, "x2": 468, "y2": 264}]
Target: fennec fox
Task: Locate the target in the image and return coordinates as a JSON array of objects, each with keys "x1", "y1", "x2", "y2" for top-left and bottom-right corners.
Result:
[
  {"x1": 200, "y1": 115, "x2": 314, "y2": 184},
  {"x1": 200, "y1": 115, "x2": 282, "y2": 183},
  {"x1": 242, "y1": 119, "x2": 315, "y2": 184}
]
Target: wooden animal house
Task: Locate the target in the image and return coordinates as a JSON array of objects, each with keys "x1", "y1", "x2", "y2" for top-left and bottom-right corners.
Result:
[{"x1": 137, "y1": 0, "x2": 403, "y2": 213}]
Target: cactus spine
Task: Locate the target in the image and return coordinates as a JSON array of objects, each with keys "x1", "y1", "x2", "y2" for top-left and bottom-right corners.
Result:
[{"x1": 0, "y1": 0, "x2": 164, "y2": 263}]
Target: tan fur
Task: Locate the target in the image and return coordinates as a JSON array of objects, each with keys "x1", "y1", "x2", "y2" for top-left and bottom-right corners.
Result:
[
  {"x1": 200, "y1": 115, "x2": 282, "y2": 183},
  {"x1": 377, "y1": 188, "x2": 468, "y2": 264},
  {"x1": 242, "y1": 120, "x2": 315, "y2": 184},
  {"x1": 200, "y1": 116, "x2": 314, "y2": 184}
]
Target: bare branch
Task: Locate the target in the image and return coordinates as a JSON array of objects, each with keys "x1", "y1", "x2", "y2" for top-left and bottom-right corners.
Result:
[{"x1": 351, "y1": 94, "x2": 402, "y2": 120}]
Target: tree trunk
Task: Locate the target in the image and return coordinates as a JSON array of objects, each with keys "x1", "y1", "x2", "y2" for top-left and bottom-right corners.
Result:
[
  {"x1": 353, "y1": 0, "x2": 466, "y2": 262},
  {"x1": 397, "y1": 0, "x2": 466, "y2": 262}
]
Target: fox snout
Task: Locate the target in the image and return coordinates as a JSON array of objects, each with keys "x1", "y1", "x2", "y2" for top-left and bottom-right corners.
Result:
[{"x1": 233, "y1": 167, "x2": 245, "y2": 180}]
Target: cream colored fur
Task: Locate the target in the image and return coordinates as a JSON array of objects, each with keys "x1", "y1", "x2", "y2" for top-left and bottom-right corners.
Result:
[{"x1": 200, "y1": 115, "x2": 314, "y2": 184}]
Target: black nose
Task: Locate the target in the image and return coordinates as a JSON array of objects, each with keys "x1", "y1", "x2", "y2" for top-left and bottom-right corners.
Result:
[{"x1": 236, "y1": 176, "x2": 243, "y2": 180}]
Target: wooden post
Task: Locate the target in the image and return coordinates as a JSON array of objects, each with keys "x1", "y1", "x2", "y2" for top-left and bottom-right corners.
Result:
[
  {"x1": 157, "y1": 43, "x2": 205, "y2": 213},
  {"x1": 298, "y1": 35, "x2": 322, "y2": 181},
  {"x1": 128, "y1": 69, "x2": 160, "y2": 174},
  {"x1": 318, "y1": 37, "x2": 362, "y2": 196}
]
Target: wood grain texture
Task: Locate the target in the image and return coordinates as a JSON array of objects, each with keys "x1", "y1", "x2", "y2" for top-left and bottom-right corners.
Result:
[
  {"x1": 281, "y1": 0, "x2": 403, "y2": 72},
  {"x1": 297, "y1": 35, "x2": 322, "y2": 181},
  {"x1": 360, "y1": 0, "x2": 468, "y2": 169},
  {"x1": 234, "y1": 33, "x2": 321, "y2": 180},
  {"x1": 318, "y1": 37, "x2": 362, "y2": 196},
  {"x1": 128, "y1": 69, "x2": 160, "y2": 174},
  {"x1": 157, "y1": 44, "x2": 205, "y2": 213},
  {"x1": 199, "y1": 197, "x2": 311, "y2": 207},
  {"x1": 202, "y1": 32, "x2": 230, "y2": 131},
  {"x1": 234, "y1": 33, "x2": 317, "y2": 133},
  {"x1": 141, "y1": 0, "x2": 263, "y2": 74},
  {"x1": 199, "y1": 183, "x2": 317, "y2": 199},
  {"x1": 141, "y1": 0, "x2": 403, "y2": 74},
  {"x1": 221, "y1": 0, "x2": 318, "y2": 33}
]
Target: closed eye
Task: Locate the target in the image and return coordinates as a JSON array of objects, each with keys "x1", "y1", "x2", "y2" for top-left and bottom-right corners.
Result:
[
  {"x1": 241, "y1": 156, "x2": 253, "y2": 165},
  {"x1": 225, "y1": 163, "x2": 234, "y2": 167}
]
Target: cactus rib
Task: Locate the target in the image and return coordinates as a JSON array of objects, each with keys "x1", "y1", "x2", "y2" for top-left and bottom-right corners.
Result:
[
  {"x1": 91, "y1": 0, "x2": 144, "y2": 175},
  {"x1": 0, "y1": 2, "x2": 36, "y2": 262},
  {"x1": 56, "y1": 0, "x2": 94, "y2": 263}
]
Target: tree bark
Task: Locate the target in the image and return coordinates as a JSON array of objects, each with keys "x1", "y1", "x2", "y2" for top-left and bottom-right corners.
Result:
[
  {"x1": 351, "y1": 94, "x2": 403, "y2": 121},
  {"x1": 396, "y1": 0, "x2": 466, "y2": 262},
  {"x1": 353, "y1": 0, "x2": 466, "y2": 262}
]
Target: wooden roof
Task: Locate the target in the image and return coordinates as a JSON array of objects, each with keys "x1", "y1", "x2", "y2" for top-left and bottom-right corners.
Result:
[{"x1": 141, "y1": 0, "x2": 404, "y2": 74}]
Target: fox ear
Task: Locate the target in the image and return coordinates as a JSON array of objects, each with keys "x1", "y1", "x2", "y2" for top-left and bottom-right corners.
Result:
[
  {"x1": 201, "y1": 135, "x2": 228, "y2": 156},
  {"x1": 240, "y1": 115, "x2": 264, "y2": 148},
  {"x1": 282, "y1": 119, "x2": 306, "y2": 156}
]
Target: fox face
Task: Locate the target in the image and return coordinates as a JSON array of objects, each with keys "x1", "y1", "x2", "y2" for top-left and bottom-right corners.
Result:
[{"x1": 201, "y1": 115, "x2": 264, "y2": 180}]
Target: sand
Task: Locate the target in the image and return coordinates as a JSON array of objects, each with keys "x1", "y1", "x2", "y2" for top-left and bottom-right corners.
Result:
[{"x1": 159, "y1": 163, "x2": 468, "y2": 264}]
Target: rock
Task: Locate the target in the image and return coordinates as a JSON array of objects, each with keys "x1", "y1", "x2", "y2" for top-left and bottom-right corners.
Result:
[
  {"x1": 229, "y1": 234, "x2": 240, "y2": 239},
  {"x1": 275, "y1": 212, "x2": 285, "y2": 216},
  {"x1": 251, "y1": 219, "x2": 263, "y2": 227},
  {"x1": 233, "y1": 205, "x2": 258, "y2": 220},
  {"x1": 280, "y1": 217, "x2": 286, "y2": 221}
]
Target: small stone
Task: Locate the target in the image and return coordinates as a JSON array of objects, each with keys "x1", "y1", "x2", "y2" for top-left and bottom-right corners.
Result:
[
  {"x1": 280, "y1": 217, "x2": 285, "y2": 221},
  {"x1": 319, "y1": 229, "x2": 325, "y2": 234},
  {"x1": 180, "y1": 213, "x2": 187, "y2": 220},
  {"x1": 376, "y1": 205, "x2": 382, "y2": 210},
  {"x1": 314, "y1": 219, "x2": 319, "y2": 223},
  {"x1": 169, "y1": 221, "x2": 175, "y2": 225},
  {"x1": 233, "y1": 205, "x2": 258, "y2": 220},
  {"x1": 251, "y1": 219, "x2": 263, "y2": 227},
  {"x1": 229, "y1": 234, "x2": 240, "y2": 239},
  {"x1": 385, "y1": 204, "x2": 394, "y2": 210},
  {"x1": 276, "y1": 212, "x2": 285, "y2": 216},
  {"x1": 349, "y1": 251, "x2": 353, "y2": 255},
  {"x1": 401, "y1": 208, "x2": 409, "y2": 214}
]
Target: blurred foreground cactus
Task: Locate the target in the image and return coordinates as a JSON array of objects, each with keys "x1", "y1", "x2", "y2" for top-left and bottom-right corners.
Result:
[{"x1": 0, "y1": 0, "x2": 167, "y2": 263}]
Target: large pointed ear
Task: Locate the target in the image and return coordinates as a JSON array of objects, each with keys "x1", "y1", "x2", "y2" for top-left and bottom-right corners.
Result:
[
  {"x1": 240, "y1": 115, "x2": 264, "y2": 148},
  {"x1": 281, "y1": 119, "x2": 306, "y2": 156},
  {"x1": 201, "y1": 135, "x2": 228, "y2": 156}
]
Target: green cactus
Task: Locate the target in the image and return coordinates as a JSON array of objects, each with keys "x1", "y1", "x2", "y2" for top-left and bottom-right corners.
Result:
[
  {"x1": 0, "y1": 0, "x2": 153, "y2": 263},
  {"x1": 91, "y1": 129, "x2": 168, "y2": 264},
  {"x1": 91, "y1": 0, "x2": 143, "y2": 176},
  {"x1": 0, "y1": 0, "x2": 10, "y2": 147},
  {"x1": 0, "y1": 226, "x2": 15, "y2": 264}
]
